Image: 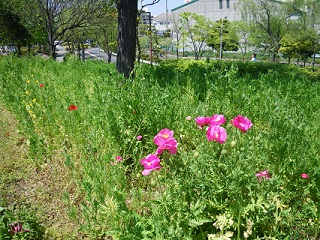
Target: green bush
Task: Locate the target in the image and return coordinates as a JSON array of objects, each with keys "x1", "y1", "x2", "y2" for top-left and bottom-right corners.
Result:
[{"x1": 154, "y1": 58, "x2": 320, "y2": 82}]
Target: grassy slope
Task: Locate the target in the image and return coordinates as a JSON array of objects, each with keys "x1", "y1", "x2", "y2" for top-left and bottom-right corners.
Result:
[
  {"x1": 0, "y1": 102, "x2": 78, "y2": 239},
  {"x1": 0, "y1": 56, "x2": 319, "y2": 238}
]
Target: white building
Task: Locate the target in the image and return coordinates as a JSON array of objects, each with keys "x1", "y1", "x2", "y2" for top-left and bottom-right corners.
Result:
[
  {"x1": 152, "y1": 12, "x2": 173, "y2": 36},
  {"x1": 171, "y1": 0, "x2": 241, "y2": 22},
  {"x1": 152, "y1": 0, "x2": 241, "y2": 33}
]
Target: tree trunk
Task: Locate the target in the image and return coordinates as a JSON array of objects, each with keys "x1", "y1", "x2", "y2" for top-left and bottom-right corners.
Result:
[
  {"x1": 116, "y1": 0, "x2": 138, "y2": 79},
  {"x1": 81, "y1": 43, "x2": 85, "y2": 61},
  {"x1": 77, "y1": 43, "x2": 81, "y2": 60},
  {"x1": 108, "y1": 52, "x2": 112, "y2": 63},
  {"x1": 50, "y1": 44, "x2": 56, "y2": 59}
]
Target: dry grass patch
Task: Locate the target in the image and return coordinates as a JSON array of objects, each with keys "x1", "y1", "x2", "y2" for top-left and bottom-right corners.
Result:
[{"x1": 0, "y1": 102, "x2": 79, "y2": 239}]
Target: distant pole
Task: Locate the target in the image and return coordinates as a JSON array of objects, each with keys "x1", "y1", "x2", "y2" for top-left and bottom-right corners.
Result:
[
  {"x1": 219, "y1": 16, "x2": 227, "y2": 59},
  {"x1": 165, "y1": 0, "x2": 168, "y2": 29},
  {"x1": 147, "y1": 12, "x2": 153, "y2": 64},
  {"x1": 165, "y1": 0, "x2": 168, "y2": 60}
]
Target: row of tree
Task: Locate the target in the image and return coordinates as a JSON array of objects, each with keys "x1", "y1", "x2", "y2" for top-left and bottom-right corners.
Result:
[
  {"x1": 1, "y1": 0, "x2": 319, "y2": 78},
  {"x1": 163, "y1": 0, "x2": 320, "y2": 63}
]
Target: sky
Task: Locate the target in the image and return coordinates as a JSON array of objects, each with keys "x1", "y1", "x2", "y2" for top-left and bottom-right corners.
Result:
[{"x1": 140, "y1": 0, "x2": 186, "y2": 17}]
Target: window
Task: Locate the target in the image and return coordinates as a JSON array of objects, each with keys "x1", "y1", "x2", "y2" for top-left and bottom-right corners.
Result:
[
  {"x1": 219, "y1": 0, "x2": 223, "y2": 9},
  {"x1": 226, "y1": 0, "x2": 230, "y2": 9}
]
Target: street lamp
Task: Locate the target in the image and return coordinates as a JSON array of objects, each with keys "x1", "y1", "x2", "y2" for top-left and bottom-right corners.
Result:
[{"x1": 219, "y1": 16, "x2": 227, "y2": 59}]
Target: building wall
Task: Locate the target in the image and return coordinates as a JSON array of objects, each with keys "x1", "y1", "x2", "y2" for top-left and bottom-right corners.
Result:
[
  {"x1": 171, "y1": 0, "x2": 241, "y2": 22},
  {"x1": 152, "y1": 0, "x2": 242, "y2": 34},
  {"x1": 152, "y1": 12, "x2": 174, "y2": 36}
]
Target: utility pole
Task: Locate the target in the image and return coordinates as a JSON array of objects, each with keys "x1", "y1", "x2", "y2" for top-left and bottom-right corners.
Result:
[
  {"x1": 219, "y1": 16, "x2": 227, "y2": 59},
  {"x1": 165, "y1": 0, "x2": 168, "y2": 29},
  {"x1": 147, "y1": 12, "x2": 153, "y2": 64}
]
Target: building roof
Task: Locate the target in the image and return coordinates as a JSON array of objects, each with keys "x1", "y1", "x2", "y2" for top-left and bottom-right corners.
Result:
[
  {"x1": 171, "y1": 0, "x2": 200, "y2": 12},
  {"x1": 153, "y1": 12, "x2": 174, "y2": 22}
]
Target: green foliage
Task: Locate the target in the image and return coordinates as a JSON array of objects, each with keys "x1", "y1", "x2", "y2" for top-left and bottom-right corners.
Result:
[
  {"x1": 154, "y1": 58, "x2": 319, "y2": 82},
  {"x1": 0, "y1": 56, "x2": 320, "y2": 239},
  {"x1": 280, "y1": 29, "x2": 320, "y2": 63},
  {"x1": 179, "y1": 12, "x2": 213, "y2": 60},
  {"x1": 206, "y1": 19, "x2": 239, "y2": 53},
  {"x1": 0, "y1": 2, "x2": 31, "y2": 48},
  {"x1": 238, "y1": 0, "x2": 306, "y2": 61},
  {"x1": 0, "y1": 206, "x2": 45, "y2": 240}
]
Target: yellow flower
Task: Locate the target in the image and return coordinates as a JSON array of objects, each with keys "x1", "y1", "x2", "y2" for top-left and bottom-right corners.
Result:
[
  {"x1": 33, "y1": 98, "x2": 36, "y2": 103},
  {"x1": 27, "y1": 80, "x2": 30, "y2": 83},
  {"x1": 26, "y1": 90, "x2": 29, "y2": 95},
  {"x1": 36, "y1": 80, "x2": 39, "y2": 83}
]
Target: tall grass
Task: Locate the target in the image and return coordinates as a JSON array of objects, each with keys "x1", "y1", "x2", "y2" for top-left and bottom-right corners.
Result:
[{"x1": 0, "y1": 55, "x2": 319, "y2": 239}]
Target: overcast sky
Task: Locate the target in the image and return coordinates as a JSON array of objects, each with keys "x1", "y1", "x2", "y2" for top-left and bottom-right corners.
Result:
[{"x1": 140, "y1": 0, "x2": 185, "y2": 17}]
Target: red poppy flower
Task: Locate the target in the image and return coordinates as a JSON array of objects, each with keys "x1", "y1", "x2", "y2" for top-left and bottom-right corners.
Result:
[
  {"x1": 68, "y1": 105, "x2": 78, "y2": 111},
  {"x1": 39, "y1": 83, "x2": 44, "y2": 88}
]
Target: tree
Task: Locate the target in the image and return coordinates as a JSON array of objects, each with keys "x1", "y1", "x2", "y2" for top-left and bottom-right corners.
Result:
[
  {"x1": 279, "y1": 34, "x2": 299, "y2": 64},
  {"x1": 98, "y1": 8, "x2": 118, "y2": 63},
  {"x1": 179, "y1": 12, "x2": 213, "y2": 60},
  {"x1": 115, "y1": 0, "x2": 160, "y2": 78},
  {"x1": 232, "y1": 21, "x2": 251, "y2": 60},
  {"x1": 137, "y1": 11, "x2": 154, "y2": 63},
  {"x1": 295, "y1": 29, "x2": 320, "y2": 66},
  {"x1": 238, "y1": 0, "x2": 296, "y2": 61},
  {"x1": 0, "y1": 2, "x2": 32, "y2": 56},
  {"x1": 29, "y1": 0, "x2": 106, "y2": 59},
  {"x1": 206, "y1": 19, "x2": 239, "y2": 58},
  {"x1": 115, "y1": 0, "x2": 138, "y2": 78},
  {"x1": 88, "y1": 4, "x2": 118, "y2": 63},
  {"x1": 171, "y1": 13, "x2": 183, "y2": 58}
]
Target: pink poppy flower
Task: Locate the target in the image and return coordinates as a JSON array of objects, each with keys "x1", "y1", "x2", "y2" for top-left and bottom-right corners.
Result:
[
  {"x1": 154, "y1": 128, "x2": 174, "y2": 146},
  {"x1": 68, "y1": 105, "x2": 78, "y2": 111},
  {"x1": 140, "y1": 154, "x2": 161, "y2": 176},
  {"x1": 195, "y1": 116, "x2": 211, "y2": 129},
  {"x1": 255, "y1": 170, "x2": 271, "y2": 181},
  {"x1": 301, "y1": 173, "x2": 309, "y2": 179},
  {"x1": 210, "y1": 114, "x2": 226, "y2": 125},
  {"x1": 9, "y1": 222, "x2": 30, "y2": 234},
  {"x1": 136, "y1": 135, "x2": 142, "y2": 140},
  {"x1": 206, "y1": 125, "x2": 227, "y2": 144},
  {"x1": 39, "y1": 83, "x2": 44, "y2": 88},
  {"x1": 155, "y1": 137, "x2": 178, "y2": 155},
  {"x1": 230, "y1": 115, "x2": 253, "y2": 132}
]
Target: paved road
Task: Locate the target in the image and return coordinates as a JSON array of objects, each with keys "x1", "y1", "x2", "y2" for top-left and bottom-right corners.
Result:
[{"x1": 56, "y1": 45, "x2": 116, "y2": 63}]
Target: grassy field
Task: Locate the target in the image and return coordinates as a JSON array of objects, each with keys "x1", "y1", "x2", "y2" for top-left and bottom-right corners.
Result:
[{"x1": 0, "y1": 55, "x2": 319, "y2": 239}]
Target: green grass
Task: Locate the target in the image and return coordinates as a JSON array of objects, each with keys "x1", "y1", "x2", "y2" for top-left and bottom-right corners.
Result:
[{"x1": 0, "y1": 55, "x2": 319, "y2": 239}]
